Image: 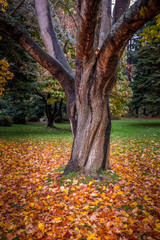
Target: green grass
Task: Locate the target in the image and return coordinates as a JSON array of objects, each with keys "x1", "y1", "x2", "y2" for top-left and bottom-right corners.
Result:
[
  {"x1": 0, "y1": 123, "x2": 72, "y2": 141},
  {"x1": 0, "y1": 119, "x2": 159, "y2": 142},
  {"x1": 111, "y1": 118, "x2": 160, "y2": 141}
]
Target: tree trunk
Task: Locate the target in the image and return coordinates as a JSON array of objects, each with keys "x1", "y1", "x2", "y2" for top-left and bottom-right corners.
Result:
[
  {"x1": 64, "y1": 97, "x2": 111, "y2": 174},
  {"x1": 46, "y1": 103, "x2": 55, "y2": 128},
  {"x1": 64, "y1": 61, "x2": 112, "y2": 174}
]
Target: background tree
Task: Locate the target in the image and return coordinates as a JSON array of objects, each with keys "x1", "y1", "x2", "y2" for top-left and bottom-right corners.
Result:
[
  {"x1": 0, "y1": 0, "x2": 160, "y2": 175},
  {"x1": 34, "y1": 66, "x2": 66, "y2": 127},
  {"x1": 110, "y1": 52, "x2": 133, "y2": 118},
  {"x1": 129, "y1": 16, "x2": 160, "y2": 116},
  {"x1": 0, "y1": 27, "x2": 40, "y2": 123},
  {"x1": 130, "y1": 43, "x2": 160, "y2": 116}
]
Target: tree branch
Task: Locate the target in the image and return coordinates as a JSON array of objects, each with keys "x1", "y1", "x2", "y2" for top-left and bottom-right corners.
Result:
[
  {"x1": 98, "y1": 0, "x2": 160, "y2": 78},
  {"x1": 33, "y1": 89, "x2": 47, "y2": 102},
  {"x1": 112, "y1": 0, "x2": 130, "y2": 25},
  {"x1": 0, "y1": 11, "x2": 75, "y2": 100},
  {"x1": 98, "y1": 0, "x2": 112, "y2": 48},
  {"x1": 76, "y1": 0, "x2": 101, "y2": 60},
  {"x1": 10, "y1": 0, "x2": 25, "y2": 16},
  {"x1": 34, "y1": 0, "x2": 74, "y2": 76}
]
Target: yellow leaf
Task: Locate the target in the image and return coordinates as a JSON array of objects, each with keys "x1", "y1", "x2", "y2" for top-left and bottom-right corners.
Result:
[
  {"x1": 117, "y1": 191, "x2": 123, "y2": 195},
  {"x1": 46, "y1": 195, "x2": 50, "y2": 199},
  {"x1": 77, "y1": 234, "x2": 82, "y2": 238},
  {"x1": 38, "y1": 186, "x2": 42, "y2": 190},
  {"x1": 128, "y1": 217, "x2": 135, "y2": 225},
  {"x1": 131, "y1": 202, "x2": 137, "y2": 207},
  {"x1": 74, "y1": 227, "x2": 79, "y2": 231},
  {"x1": 127, "y1": 228, "x2": 133, "y2": 235},
  {"x1": 0, "y1": 200, "x2": 4, "y2": 206},
  {"x1": 80, "y1": 211, "x2": 88, "y2": 215},
  {"x1": 68, "y1": 216, "x2": 74, "y2": 222},
  {"x1": 143, "y1": 218, "x2": 150, "y2": 223},
  {"x1": 144, "y1": 195, "x2": 151, "y2": 201},
  {"x1": 38, "y1": 222, "x2": 45, "y2": 231},
  {"x1": 100, "y1": 218, "x2": 105, "y2": 223},
  {"x1": 83, "y1": 205, "x2": 90, "y2": 210},
  {"x1": 29, "y1": 202, "x2": 35, "y2": 207},
  {"x1": 87, "y1": 233, "x2": 97, "y2": 240},
  {"x1": 155, "y1": 222, "x2": 160, "y2": 229}
]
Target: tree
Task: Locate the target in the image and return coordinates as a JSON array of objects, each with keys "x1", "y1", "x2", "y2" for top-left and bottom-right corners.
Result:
[
  {"x1": 0, "y1": 26, "x2": 39, "y2": 123},
  {"x1": 33, "y1": 66, "x2": 66, "y2": 127},
  {"x1": 110, "y1": 53, "x2": 133, "y2": 118},
  {"x1": 0, "y1": 0, "x2": 160, "y2": 175},
  {"x1": 128, "y1": 16, "x2": 160, "y2": 116},
  {"x1": 130, "y1": 43, "x2": 160, "y2": 116},
  {"x1": 110, "y1": 70, "x2": 133, "y2": 118},
  {"x1": 140, "y1": 13, "x2": 160, "y2": 46}
]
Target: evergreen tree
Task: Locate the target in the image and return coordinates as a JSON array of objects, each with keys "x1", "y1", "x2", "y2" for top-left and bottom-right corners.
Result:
[{"x1": 131, "y1": 43, "x2": 160, "y2": 116}]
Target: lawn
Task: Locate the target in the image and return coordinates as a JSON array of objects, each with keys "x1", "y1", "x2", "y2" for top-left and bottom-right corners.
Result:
[
  {"x1": 0, "y1": 119, "x2": 159, "y2": 239},
  {"x1": 0, "y1": 118, "x2": 159, "y2": 141}
]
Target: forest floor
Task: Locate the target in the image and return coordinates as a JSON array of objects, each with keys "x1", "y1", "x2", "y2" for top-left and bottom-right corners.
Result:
[{"x1": 0, "y1": 119, "x2": 160, "y2": 240}]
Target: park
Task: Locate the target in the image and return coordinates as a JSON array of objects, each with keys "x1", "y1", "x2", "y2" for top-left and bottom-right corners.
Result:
[{"x1": 0, "y1": 0, "x2": 160, "y2": 239}]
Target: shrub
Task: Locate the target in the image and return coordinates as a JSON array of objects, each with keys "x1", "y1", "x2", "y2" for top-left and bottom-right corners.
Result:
[
  {"x1": 0, "y1": 115, "x2": 13, "y2": 126},
  {"x1": 27, "y1": 115, "x2": 39, "y2": 122}
]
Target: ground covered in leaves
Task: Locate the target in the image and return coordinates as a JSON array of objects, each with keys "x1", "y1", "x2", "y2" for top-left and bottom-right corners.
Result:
[{"x1": 0, "y1": 137, "x2": 159, "y2": 240}]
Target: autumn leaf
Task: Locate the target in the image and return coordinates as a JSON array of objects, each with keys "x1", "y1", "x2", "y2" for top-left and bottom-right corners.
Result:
[{"x1": 0, "y1": 137, "x2": 159, "y2": 239}]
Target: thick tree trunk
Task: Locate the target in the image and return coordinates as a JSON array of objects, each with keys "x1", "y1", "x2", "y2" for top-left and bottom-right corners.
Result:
[
  {"x1": 64, "y1": 61, "x2": 112, "y2": 174},
  {"x1": 64, "y1": 96, "x2": 111, "y2": 174}
]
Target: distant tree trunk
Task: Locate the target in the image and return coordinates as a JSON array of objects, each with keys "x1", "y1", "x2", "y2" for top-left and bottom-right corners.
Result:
[
  {"x1": 136, "y1": 107, "x2": 139, "y2": 117},
  {"x1": 54, "y1": 99, "x2": 63, "y2": 122},
  {"x1": 46, "y1": 103, "x2": 55, "y2": 128},
  {"x1": 46, "y1": 99, "x2": 64, "y2": 128}
]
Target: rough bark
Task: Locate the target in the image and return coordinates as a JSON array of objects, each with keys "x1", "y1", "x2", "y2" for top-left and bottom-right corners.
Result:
[
  {"x1": 35, "y1": 0, "x2": 74, "y2": 75},
  {"x1": 64, "y1": 58, "x2": 111, "y2": 174},
  {"x1": 76, "y1": 0, "x2": 101, "y2": 60},
  {"x1": 98, "y1": 0, "x2": 111, "y2": 48},
  {"x1": 113, "y1": 0, "x2": 130, "y2": 24}
]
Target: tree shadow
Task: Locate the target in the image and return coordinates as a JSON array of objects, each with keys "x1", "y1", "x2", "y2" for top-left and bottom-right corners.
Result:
[{"x1": 129, "y1": 122, "x2": 160, "y2": 128}]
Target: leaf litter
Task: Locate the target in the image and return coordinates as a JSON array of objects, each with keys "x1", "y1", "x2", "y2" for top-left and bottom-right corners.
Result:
[{"x1": 0, "y1": 138, "x2": 159, "y2": 239}]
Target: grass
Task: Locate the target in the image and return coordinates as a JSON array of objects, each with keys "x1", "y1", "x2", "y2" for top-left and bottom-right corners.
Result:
[
  {"x1": 0, "y1": 123, "x2": 72, "y2": 141},
  {"x1": 0, "y1": 119, "x2": 159, "y2": 142},
  {"x1": 111, "y1": 118, "x2": 160, "y2": 141}
]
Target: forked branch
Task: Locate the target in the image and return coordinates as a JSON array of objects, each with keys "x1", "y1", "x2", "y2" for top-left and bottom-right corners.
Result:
[
  {"x1": 76, "y1": 0, "x2": 101, "y2": 60},
  {"x1": 0, "y1": 12, "x2": 75, "y2": 99},
  {"x1": 98, "y1": 0, "x2": 160, "y2": 77},
  {"x1": 34, "y1": 0, "x2": 73, "y2": 76}
]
